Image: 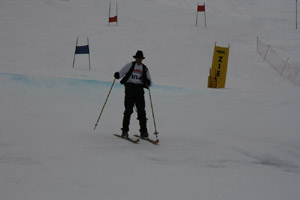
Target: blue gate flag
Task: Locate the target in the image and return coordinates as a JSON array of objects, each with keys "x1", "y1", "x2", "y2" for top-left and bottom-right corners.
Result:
[
  {"x1": 73, "y1": 37, "x2": 91, "y2": 70},
  {"x1": 75, "y1": 45, "x2": 89, "y2": 54}
]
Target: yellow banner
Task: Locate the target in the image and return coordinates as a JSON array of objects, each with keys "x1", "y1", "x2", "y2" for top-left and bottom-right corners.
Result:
[{"x1": 208, "y1": 44, "x2": 230, "y2": 88}]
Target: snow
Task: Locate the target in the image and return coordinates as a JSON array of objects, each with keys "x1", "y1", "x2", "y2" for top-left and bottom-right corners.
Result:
[{"x1": 1, "y1": 0, "x2": 300, "y2": 200}]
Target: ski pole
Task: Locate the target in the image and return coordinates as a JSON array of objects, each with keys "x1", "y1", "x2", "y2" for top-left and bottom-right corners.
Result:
[
  {"x1": 94, "y1": 79, "x2": 116, "y2": 130},
  {"x1": 148, "y1": 87, "x2": 159, "y2": 137}
]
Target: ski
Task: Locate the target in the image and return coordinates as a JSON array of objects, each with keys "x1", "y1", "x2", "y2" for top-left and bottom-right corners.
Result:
[
  {"x1": 134, "y1": 135, "x2": 159, "y2": 145},
  {"x1": 113, "y1": 134, "x2": 140, "y2": 144}
]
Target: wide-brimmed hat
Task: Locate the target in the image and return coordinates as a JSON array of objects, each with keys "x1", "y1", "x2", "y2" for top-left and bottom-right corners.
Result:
[{"x1": 133, "y1": 50, "x2": 145, "y2": 59}]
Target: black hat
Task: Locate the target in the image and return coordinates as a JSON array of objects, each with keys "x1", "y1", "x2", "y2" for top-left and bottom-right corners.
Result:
[{"x1": 133, "y1": 50, "x2": 145, "y2": 59}]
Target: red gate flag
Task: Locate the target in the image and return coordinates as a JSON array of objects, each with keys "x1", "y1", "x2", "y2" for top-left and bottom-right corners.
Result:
[
  {"x1": 109, "y1": 16, "x2": 118, "y2": 23},
  {"x1": 108, "y1": 2, "x2": 118, "y2": 25},
  {"x1": 196, "y1": 3, "x2": 206, "y2": 27},
  {"x1": 198, "y1": 5, "x2": 205, "y2": 12}
]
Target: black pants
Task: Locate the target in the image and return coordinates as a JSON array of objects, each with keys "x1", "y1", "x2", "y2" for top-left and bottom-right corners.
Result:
[{"x1": 122, "y1": 84, "x2": 147, "y2": 133}]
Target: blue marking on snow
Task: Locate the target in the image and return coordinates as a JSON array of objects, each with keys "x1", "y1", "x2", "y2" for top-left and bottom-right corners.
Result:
[
  {"x1": 1, "y1": 73, "x2": 31, "y2": 85},
  {"x1": 0, "y1": 72, "x2": 200, "y2": 95}
]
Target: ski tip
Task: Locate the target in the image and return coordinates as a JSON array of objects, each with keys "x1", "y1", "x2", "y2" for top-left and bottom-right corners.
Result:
[{"x1": 153, "y1": 139, "x2": 159, "y2": 145}]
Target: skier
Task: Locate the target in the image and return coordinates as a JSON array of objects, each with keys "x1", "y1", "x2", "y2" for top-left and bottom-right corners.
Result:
[{"x1": 114, "y1": 50, "x2": 152, "y2": 139}]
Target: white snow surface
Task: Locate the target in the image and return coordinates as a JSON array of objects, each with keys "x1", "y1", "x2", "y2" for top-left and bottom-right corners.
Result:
[{"x1": 1, "y1": 0, "x2": 300, "y2": 200}]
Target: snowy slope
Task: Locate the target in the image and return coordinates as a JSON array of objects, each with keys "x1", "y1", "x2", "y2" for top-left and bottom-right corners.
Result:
[{"x1": 1, "y1": 0, "x2": 300, "y2": 200}]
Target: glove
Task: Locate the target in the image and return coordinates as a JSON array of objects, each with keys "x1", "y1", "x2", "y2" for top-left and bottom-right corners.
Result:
[
  {"x1": 145, "y1": 79, "x2": 151, "y2": 88},
  {"x1": 146, "y1": 79, "x2": 151, "y2": 86},
  {"x1": 114, "y1": 72, "x2": 120, "y2": 79}
]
